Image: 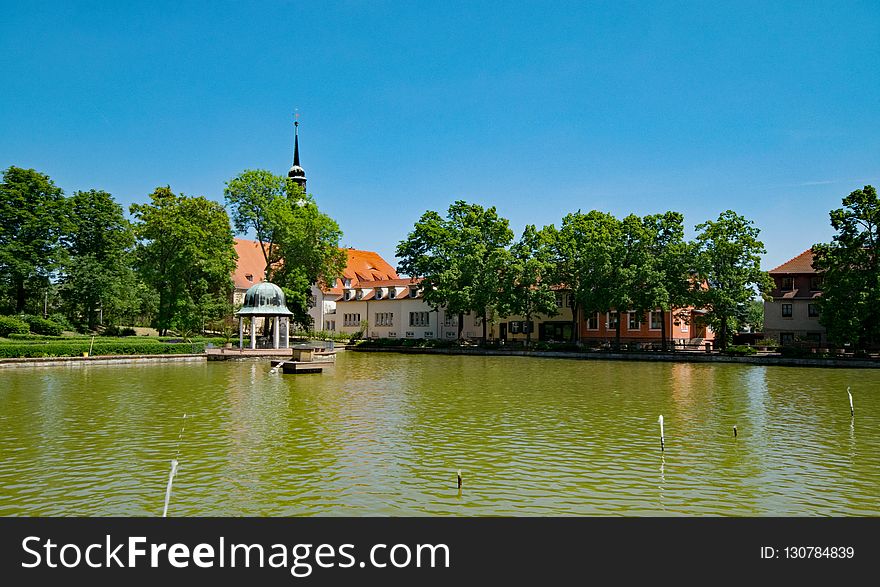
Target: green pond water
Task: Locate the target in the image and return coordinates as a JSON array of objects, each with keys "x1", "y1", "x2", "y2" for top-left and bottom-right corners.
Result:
[{"x1": 0, "y1": 352, "x2": 878, "y2": 516}]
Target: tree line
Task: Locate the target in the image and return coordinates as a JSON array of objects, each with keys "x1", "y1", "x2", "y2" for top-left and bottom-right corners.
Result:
[
  {"x1": 397, "y1": 201, "x2": 772, "y2": 350},
  {"x1": 0, "y1": 166, "x2": 343, "y2": 335}
]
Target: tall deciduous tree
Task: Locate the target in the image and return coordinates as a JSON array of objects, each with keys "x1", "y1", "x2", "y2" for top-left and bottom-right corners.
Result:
[
  {"x1": 0, "y1": 166, "x2": 68, "y2": 313},
  {"x1": 543, "y1": 210, "x2": 618, "y2": 343},
  {"x1": 693, "y1": 210, "x2": 772, "y2": 350},
  {"x1": 130, "y1": 187, "x2": 237, "y2": 335},
  {"x1": 812, "y1": 185, "x2": 880, "y2": 349},
  {"x1": 224, "y1": 170, "x2": 346, "y2": 327},
  {"x1": 397, "y1": 201, "x2": 513, "y2": 340},
  {"x1": 59, "y1": 190, "x2": 137, "y2": 330},
  {"x1": 637, "y1": 211, "x2": 694, "y2": 351},
  {"x1": 498, "y1": 224, "x2": 557, "y2": 345}
]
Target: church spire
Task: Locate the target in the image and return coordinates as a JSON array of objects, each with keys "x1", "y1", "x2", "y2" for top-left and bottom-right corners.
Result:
[
  {"x1": 293, "y1": 120, "x2": 301, "y2": 167},
  {"x1": 288, "y1": 114, "x2": 307, "y2": 190}
]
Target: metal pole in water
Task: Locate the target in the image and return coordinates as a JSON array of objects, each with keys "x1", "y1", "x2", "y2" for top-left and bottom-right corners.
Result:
[
  {"x1": 162, "y1": 459, "x2": 179, "y2": 517},
  {"x1": 733, "y1": 425, "x2": 738, "y2": 438},
  {"x1": 457, "y1": 470, "x2": 462, "y2": 489},
  {"x1": 658, "y1": 415, "x2": 665, "y2": 452},
  {"x1": 848, "y1": 387, "x2": 854, "y2": 417}
]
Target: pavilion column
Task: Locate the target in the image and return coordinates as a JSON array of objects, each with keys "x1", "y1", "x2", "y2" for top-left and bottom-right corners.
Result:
[
  {"x1": 284, "y1": 317, "x2": 290, "y2": 349},
  {"x1": 273, "y1": 316, "x2": 280, "y2": 349},
  {"x1": 238, "y1": 316, "x2": 243, "y2": 351},
  {"x1": 250, "y1": 317, "x2": 257, "y2": 350}
]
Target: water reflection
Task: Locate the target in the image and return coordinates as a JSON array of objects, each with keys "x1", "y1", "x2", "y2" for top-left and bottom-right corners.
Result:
[{"x1": 0, "y1": 355, "x2": 878, "y2": 516}]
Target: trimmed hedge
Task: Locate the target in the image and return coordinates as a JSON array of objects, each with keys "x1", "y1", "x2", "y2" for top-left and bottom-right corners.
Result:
[
  {"x1": 0, "y1": 341, "x2": 206, "y2": 359},
  {"x1": 3, "y1": 335, "x2": 166, "y2": 344},
  {"x1": 0, "y1": 316, "x2": 29, "y2": 337}
]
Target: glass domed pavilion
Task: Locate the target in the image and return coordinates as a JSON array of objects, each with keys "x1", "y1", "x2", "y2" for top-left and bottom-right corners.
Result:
[{"x1": 236, "y1": 281, "x2": 294, "y2": 350}]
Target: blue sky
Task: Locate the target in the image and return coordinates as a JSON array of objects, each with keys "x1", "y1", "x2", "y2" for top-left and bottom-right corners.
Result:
[{"x1": 1, "y1": 1, "x2": 878, "y2": 271}]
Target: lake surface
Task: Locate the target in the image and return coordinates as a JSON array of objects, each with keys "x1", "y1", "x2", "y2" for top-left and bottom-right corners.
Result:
[{"x1": 1, "y1": 353, "x2": 878, "y2": 516}]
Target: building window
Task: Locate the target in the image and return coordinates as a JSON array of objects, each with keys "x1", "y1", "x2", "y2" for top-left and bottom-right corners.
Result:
[
  {"x1": 390, "y1": 289, "x2": 397, "y2": 299},
  {"x1": 343, "y1": 313, "x2": 361, "y2": 327},
  {"x1": 781, "y1": 277, "x2": 794, "y2": 290},
  {"x1": 474, "y1": 316, "x2": 483, "y2": 328},
  {"x1": 375, "y1": 312, "x2": 393, "y2": 327},
  {"x1": 409, "y1": 286, "x2": 419, "y2": 298},
  {"x1": 375, "y1": 290, "x2": 384, "y2": 300},
  {"x1": 510, "y1": 321, "x2": 521, "y2": 334},
  {"x1": 567, "y1": 294, "x2": 574, "y2": 308},
  {"x1": 444, "y1": 314, "x2": 457, "y2": 327},
  {"x1": 409, "y1": 312, "x2": 429, "y2": 327},
  {"x1": 628, "y1": 312, "x2": 642, "y2": 330},
  {"x1": 810, "y1": 275, "x2": 823, "y2": 291},
  {"x1": 782, "y1": 304, "x2": 793, "y2": 318},
  {"x1": 607, "y1": 311, "x2": 619, "y2": 329},
  {"x1": 356, "y1": 290, "x2": 364, "y2": 300},
  {"x1": 344, "y1": 290, "x2": 354, "y2": 301},
  {"x1": 343, "y1": 278, "x2": 352, "y2": 288},
  {"x1": 650, "y1": 311, "x2": 663, "y2": 330},
  {"x1": 587, "y1": 313, "x2": 599, "y2": 330},
  {"x1": 245, "y1": 273, "x2": 254, "y2": 282},
  {"x1": 808, "y1": 304, "x2": 820, "y2": 318},
  {"x1": 780, "y1": 332, "x2": 794, "y2": 344}
]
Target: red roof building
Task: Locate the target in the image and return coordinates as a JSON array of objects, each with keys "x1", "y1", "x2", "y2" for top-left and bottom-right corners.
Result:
[{"x1": 764, "y1": 249, "x2": 825, "y2": 345}]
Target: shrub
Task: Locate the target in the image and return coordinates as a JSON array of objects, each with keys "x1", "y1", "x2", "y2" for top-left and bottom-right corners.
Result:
[
  {"x1": 0, "y1": 316, "x2": 30, "y2": 337},
  {"x1": 47, "y1": 313, "x2": 76, "y2": 332},
  {"x1": 724, "y1": 344, "x2": 757, "y2": 356},
  {"x1": 120, "y1": 327, "x2": 137, "y2": 337},
  {"x1": 19, "y1": 315, "x2": 64, "y2": 336}
]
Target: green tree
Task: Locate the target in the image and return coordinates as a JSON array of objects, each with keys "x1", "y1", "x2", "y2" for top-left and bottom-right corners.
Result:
[
  {"x1": 637, "y1": 211, "x2": 695, "y2": 351},
  {"x1": 543, "y1": 210, "x2": 618, "y2": 342},
  {"x1": 742, "y1": 298, "x2": 764, "y2": 333},
  {"x1": 812, "y1": 185, "x2": 880, "y2": 348},
  {"x1": 498, "y1": 224, "x2": 558, "y2": 345},
  {"x1": 59, "y1": 190, "x2": 137, "y2": 330},
  {"x1": 130, "y1": 187, "x2": 237, "y2": 335},
  {"x1": 0, "y1": 166, "x2": 68, "y2": 313},
  {"x1": 224, "y1": 169, "x2": 346, "y2": 327},
  {"x1": 397, "y1": 201, "x2": 514, "y2": 340},
  {"x1": 693, "y1": 210, "x2": 772, "y2": 350}
]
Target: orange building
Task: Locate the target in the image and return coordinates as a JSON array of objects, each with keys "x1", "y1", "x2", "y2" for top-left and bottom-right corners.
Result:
[{"x1": 578, "y1": 307, "x2": 714, "y2": 347}]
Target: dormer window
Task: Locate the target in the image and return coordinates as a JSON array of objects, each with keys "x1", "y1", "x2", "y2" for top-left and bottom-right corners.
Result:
[
  {"x1": 390, "y1": 289, "x2": 397, "y2": 299},
  {"x1": 356, "y1": 290, "x2": 364, "y2": 300},
  {"x1": 245, "y1": 274, "x2": 254, "y2": 282},
  {"x1": 375, "y1": 289, "x2": 384, "y2": 300},
  {"x1": 409, "y1": 286, "x2": 419, "y2": 298},
  {"x1": 344, "y1": 290, "x2": 353, "y2": 301},
  {"x1": 343, "y1": 278, "x2": 352, "y2": 288}
]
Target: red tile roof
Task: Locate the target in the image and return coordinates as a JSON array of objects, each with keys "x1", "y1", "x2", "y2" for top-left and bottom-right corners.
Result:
[
  {"x1": 233, "y1": 239, "x2": 269, "y2": 290},
  {"x1": 233, "y1": 239, "x2": 400, "y2": 293},
  {"x1": 769, "y1": 249, "x2": 817, "y2": 274}
]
